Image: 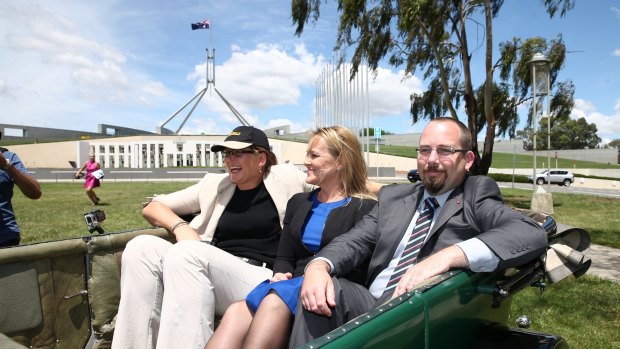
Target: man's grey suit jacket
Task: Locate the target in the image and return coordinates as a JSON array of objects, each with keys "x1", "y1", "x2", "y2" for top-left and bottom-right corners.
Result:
[{"x1": 316, "y1": 175, "x2": 548, "y2": 286}]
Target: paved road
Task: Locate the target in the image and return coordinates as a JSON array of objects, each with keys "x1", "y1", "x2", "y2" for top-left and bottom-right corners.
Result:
[{"x1": 585, "y1": 244, "x2": 620, "y2": 283}]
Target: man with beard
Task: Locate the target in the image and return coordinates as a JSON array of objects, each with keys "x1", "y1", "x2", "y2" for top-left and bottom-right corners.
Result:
[{"x1": 288, "y1": 117, "x2": 549, "y2": 348}]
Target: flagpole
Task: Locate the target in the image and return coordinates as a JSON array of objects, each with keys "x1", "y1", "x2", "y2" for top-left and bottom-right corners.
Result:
[
  {"x1": 210, "y1": 19, "x2": 214, "y2": 88},
  {"x1": 210, "y1": 19, "x2": 213, "y2": 54}
]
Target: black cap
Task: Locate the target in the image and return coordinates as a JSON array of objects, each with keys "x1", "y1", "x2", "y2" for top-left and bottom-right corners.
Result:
[{"x1": 210, "y1": 126, "x2": 270, "y2": 152}]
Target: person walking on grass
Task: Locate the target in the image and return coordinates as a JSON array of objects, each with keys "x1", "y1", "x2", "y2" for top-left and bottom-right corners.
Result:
[{"x1": 75, "y1": 153, "x2": 102, "y2": 205}]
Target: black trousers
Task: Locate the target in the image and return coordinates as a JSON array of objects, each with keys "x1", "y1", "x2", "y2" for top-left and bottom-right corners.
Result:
[
  {"x1": 288, "y1": 277, "x2": 378, "y2": 349},
  {"x1": 0, "y1": 238, "x2": 20, "y2": 248}
]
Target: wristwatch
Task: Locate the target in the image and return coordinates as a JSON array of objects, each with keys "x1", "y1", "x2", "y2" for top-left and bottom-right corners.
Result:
[{"x1": 2, "y1": 158, "x2": 13, "y2": 171}]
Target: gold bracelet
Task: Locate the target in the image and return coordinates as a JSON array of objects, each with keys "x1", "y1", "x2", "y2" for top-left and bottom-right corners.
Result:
[{"x1": 169, "y1": 220, "x2": 189, "y2": 233}]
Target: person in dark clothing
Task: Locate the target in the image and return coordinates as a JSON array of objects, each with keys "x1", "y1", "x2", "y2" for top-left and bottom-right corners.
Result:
[
  {"x1": 287, "y1": 118, "x2": 549, "y2": 348},
  {"x1": 206, "y1": 126, "x2": 376, "y2": 349},
  {"x1": 0, "y1": 144, "x2": 42, "y2": 248}
]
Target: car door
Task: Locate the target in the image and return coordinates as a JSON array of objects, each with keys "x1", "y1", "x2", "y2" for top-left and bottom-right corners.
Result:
[
  {"x1": 548, "y1": 170, "x2": 559, "y2": 183},
  {"x1": 0, "y1": 238, "x2": 91, "y2": 349}
]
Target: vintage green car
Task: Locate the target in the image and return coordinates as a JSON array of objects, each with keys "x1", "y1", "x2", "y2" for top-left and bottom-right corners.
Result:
[{"x1": 0, "y1": 212, "x2": 590, "y2": 349}]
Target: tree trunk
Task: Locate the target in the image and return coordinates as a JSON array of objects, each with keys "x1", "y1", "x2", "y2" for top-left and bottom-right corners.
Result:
[
  {"x1": 479, "y1": 0, "x2": 496, "y2": 175},
  {"x1": 457, "y1": 2, "x2": 482, "y2": 174}
]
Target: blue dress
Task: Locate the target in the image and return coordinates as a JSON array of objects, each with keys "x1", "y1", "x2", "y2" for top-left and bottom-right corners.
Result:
[{"x1": 246, "y1": 194, "x2": 350, "y2": 314}]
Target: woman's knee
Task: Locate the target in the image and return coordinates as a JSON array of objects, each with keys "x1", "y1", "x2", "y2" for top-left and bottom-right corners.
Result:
[
  {"x1": 123, "y1": 235, "x2": 171, "y2": 265},
  {"x1": 223, "y1": 301, "x2": 250, "y2": 319},
  {"x1": 258, "y1": 292, "x2": 287, "y2": 312}
]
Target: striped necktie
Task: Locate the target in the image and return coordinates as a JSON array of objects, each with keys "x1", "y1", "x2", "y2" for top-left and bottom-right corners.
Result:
[{"x1": 384, "y1": 197, "x2": 439, "y2": 292}]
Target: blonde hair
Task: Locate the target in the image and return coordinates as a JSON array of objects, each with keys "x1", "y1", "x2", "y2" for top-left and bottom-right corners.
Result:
[{"x1": 310, "y1": 126, "x2": 375, "y2": 200}]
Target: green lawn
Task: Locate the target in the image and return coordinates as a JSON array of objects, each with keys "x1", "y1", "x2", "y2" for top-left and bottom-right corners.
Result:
[
  {"x1": 510, "y1": 275, "x2": 620, "y2": 349},
  {"x1": 14, "y1": 182, "x2": 620, "y2": 248},
  {"x1": 10, "y1": 181, "x2": 620, "y2": 349},
  {"x1": 501, "y1": 188, "x2": 620, "y2": 249},
  {"x1": 14, "y1": 181, "x2": 191, "y2": 244}
]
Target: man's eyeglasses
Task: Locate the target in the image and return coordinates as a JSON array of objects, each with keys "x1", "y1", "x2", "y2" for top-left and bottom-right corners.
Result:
[
  {"x1": 416, "y1": 146, "x2": 468, "y2": 158},
  {"x1": 222, "y1": 148, "x2": 257, "y2": 158}
]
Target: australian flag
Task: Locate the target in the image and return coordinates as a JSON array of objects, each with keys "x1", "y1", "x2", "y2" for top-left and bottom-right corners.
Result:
[{"x1": 191, "y1": 19, "x2": 210, "y2": 30}]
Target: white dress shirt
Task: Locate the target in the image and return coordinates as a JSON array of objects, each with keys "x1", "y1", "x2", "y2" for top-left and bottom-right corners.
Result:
[{"x1": 367, "y1": 190, "x2": 499, "y2": 298}]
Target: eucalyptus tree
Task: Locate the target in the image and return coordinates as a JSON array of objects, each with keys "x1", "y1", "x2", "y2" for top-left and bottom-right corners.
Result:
[
  {"x1": 292, "y1": 0, "x2": 576, "y2": 174},
  {"x1": 524, "y1": 116, "x2": 601, "y2": 150}
]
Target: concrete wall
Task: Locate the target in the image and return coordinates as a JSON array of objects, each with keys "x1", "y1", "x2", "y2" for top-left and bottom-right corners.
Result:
[
  {"x1": 97, "y1": 124, "x2": 157, "y2": 137},
  {"x1": 1, "y1": 123, "x2": 102, "y2": 141},
  {"x1": 9, "y1": 141, "x2": 78, "y2": 168},
  {"x1": 0, "y1": 123, "x2": 154, "y2": 142}
]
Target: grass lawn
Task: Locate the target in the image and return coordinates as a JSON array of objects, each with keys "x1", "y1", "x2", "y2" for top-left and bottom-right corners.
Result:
[
  {"x1": 13, "y1": 181, "x2": 191, "y2": 243},
  {"x1": 10, "y1": 181, "x2": 620, "y2": 349},
  {"x1": 501, "y1": 188, "x2": 620, "y2": 249},
  {"x1": 510, "y1": 275, "x2": 620, "y2": 349}
]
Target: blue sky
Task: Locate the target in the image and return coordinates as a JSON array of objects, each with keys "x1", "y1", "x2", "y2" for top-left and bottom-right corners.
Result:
[{"x1": 1, "y1": 0, "x2": 619, "y2": 144}]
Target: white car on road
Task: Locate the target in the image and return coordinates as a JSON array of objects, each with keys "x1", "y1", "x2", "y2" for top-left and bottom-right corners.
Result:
[{"x1": 528, "y1": 169, "x2": 574, "y2": 186}]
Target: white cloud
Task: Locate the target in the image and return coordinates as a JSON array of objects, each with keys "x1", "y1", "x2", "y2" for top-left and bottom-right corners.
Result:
[
  {"x1": 142, "y1": 81, "x2": 168, "y2": 97},
  {"x1": 613, "y1": 49, "x2": 620, "y2": 57},
  {"x1": 217, "y1": 43, "x2": 324, "y2": 108},
  {"x1": 186, "y1": 43, "x2": 325, "y2": 128},
  {"x1": 0, "y1": 78, "x2": 9, "y2": 97},
  {"x1": 612, "y1": 6, "x2": 620, "y2": 18},
  {"x1": 0, "y1": 0, "x2": 165, "y2": 111},
  {"x1": 571, "y1": 98, "x2": 620, "y2": 140},
  {"x1": 312, "y1": 64, "x2": 424, "y2": 124},
  {"x1": 182, "y1": 118, "x2": 220, "y2": 135},
  {"x1": 369, "y1": 67, "x2": 424, "y2": 117}
]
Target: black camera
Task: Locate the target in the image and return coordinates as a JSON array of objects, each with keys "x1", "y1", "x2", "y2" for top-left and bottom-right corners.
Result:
[{"x1": 84, "y1": 209, "x2": 106, "y2": 234}]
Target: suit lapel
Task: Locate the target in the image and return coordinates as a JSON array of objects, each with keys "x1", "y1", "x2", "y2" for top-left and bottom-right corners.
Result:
[{"x1": 395, "y1": 185, "x2": 424, "y2": 238}]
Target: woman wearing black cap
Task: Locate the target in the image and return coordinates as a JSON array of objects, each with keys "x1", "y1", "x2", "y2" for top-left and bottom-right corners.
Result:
[
  {"x1": 207, "y1": 126, "x2": 377, "y2": 349},
  {"x1": 113, "y1": 126, "x2": 316, "y2": 349}
]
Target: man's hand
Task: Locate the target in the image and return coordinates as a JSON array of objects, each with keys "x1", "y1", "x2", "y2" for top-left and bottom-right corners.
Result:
[
  {"x1": 391, "y1": 245, "x2": 469, "y2": 298},
  {"x1": 270, "y1": 272, "x2": 292, "y2": 283},
  {"x1": 300, "y1": 260, "x2": 336, "y2": 316}
]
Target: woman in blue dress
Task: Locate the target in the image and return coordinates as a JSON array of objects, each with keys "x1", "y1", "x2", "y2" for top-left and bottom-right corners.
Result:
[{"x1": 206, "y1": 126, "x2": 377, "y2": 349}]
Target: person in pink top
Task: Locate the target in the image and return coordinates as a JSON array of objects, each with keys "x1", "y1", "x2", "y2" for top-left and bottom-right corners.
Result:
[{"x1": 75, "y1": 153, "x2": 102, "y2": 205}]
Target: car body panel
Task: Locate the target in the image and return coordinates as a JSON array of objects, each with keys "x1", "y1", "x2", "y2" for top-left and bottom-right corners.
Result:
[{"x1": 302, "y1": 271, "x2": 518, "y2": 349}]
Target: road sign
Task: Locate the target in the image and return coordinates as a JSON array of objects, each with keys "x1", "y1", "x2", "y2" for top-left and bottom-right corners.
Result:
[{"x1": 374, "y1": 127, "x2": 381, "y2": 140}]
